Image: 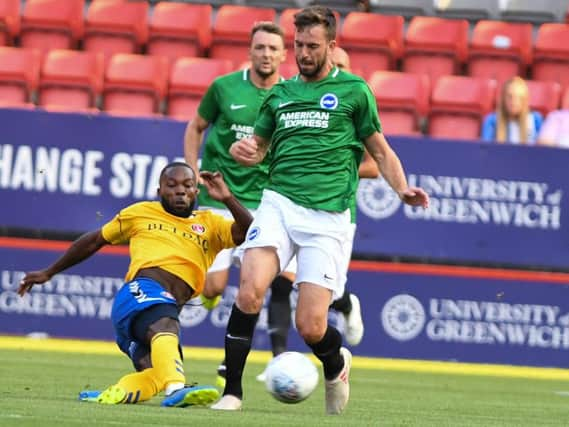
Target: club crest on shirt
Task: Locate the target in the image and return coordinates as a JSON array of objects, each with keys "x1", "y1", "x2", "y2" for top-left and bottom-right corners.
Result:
[
  {"x1": 320, "y1": 93, "x2": 338, "y2": 110},
  {"x1": 247, "y1": 226, "x2": 260, "y2": 241},
  {"x1": 191, "y1": 224, "x2": 206, "y2": 234}
]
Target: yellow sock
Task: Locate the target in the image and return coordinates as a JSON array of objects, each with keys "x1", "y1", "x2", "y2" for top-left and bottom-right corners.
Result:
[
  {"x1": 115, "y1": 369, "x2": 160, "y2": 403},
  {"x1": 151, "y1": 332, "x2": 186, "y2": 392}
]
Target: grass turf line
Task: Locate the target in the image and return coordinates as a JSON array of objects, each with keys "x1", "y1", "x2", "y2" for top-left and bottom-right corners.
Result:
[
  {"x1": 2, "y1": 335, "x2": 569, "y2": 381},
  {"x1": 1, "y1": 347, "x2": 569, "y2": 427}
]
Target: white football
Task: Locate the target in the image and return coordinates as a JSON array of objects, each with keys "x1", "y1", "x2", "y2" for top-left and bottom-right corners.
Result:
[{"x1": 264, "y1": 351, "x2": 319, "y2": 404}]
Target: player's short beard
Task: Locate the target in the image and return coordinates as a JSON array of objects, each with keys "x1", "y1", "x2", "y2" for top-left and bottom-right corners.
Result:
[
  {"x1": 296, "y1": 56, "x2": 326, "y2": 78},
  {"x1": 160, "y1": 197, "x2": 195, "y2": 218}
]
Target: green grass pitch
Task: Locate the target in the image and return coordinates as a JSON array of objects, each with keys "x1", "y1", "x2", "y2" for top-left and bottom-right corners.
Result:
[{"x1": 1, "y1": 345, "x2": 569, "y2": 426}]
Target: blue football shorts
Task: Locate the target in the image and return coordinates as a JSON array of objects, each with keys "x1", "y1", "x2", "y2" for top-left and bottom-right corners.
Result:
[{"x1": 111, "y1": 277, "x2": 179, "y2": 364}]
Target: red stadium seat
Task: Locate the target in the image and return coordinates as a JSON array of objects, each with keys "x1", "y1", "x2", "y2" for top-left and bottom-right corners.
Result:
[
  {"x1": 38, "y1": 49, "x2": 104, "y2": 112},
  {"x1": 279, "y1": 8, "x2": 299, "y2": 48},
  {"x1": 467, "y1": 20, "x2": 532, "y2": 87},
  {"x1": 368, "y1": 71, "x2": 429, "y2": 136},
  {"x1": 210, "y1": 5, "x2": 276, "y2": 68},
  {"x1": 0, "y1": 47, "x2": 40, "y2": 107},
  {"x1": 148, "y1": 3, "x2": 212, "y2": 63},
  {"x1": 279, "y1": 62, "x2": 298, "y2": 79},
  {"x1": 84, "y1": 0, "x2": 149, "y2": 65},
  {"x1": 563, "y1": 87, "x2": 569, "y2": 110},
  {"x1": 0, "y1": 0, "x2": 20, "y2": 46},
  {"x1": 533, "y1": 24, "x2": 569, "y2": 93},
  {"x1": 103, "y1": 53, "x2": 168, "y2": 117},
  {"x1": 167, "y1": 57, "x2": 233, "y2": 121},
  {"x1": 20, "y1": 0, "x2": 84, "y2": 56},
  {"x1": 339, "y1": 12, "x2": 403, "y2": 80},
  {"x1": 428, "y1": 75, "x2": 496, "y2": 140},
  {"x1": 525, "y1": 80, "x2": 561, "y2": 118},
  {"x1": 402, "y1": 17, "x2": 469, "y2": 87}
]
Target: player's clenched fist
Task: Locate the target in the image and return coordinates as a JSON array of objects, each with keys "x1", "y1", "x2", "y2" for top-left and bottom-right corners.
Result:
[
  {"x1": 230, "y1": 137, "x2": 260, "y2": 166},
  {"x1": 400, "y1": 187, "x2": 430, "y2": 209}
]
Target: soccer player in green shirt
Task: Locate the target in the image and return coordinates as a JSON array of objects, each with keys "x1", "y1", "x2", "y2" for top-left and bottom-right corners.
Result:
[
  {"x1": 212, "y1": 6, "x2": 429, "y2": 414},
  {"x1": 184, "y1": 22, "x2": 300, "y2": 388},
  {"x1": 255, "y1": 46, "x2": 376, "y2": 384},
  {"x1": 184, "y1": 22, "x2": 288, "y2": 302}
]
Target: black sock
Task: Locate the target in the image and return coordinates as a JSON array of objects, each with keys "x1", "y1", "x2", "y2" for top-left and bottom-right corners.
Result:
[
  {"x1": 268, "y1": 275, "x2": 293, "y2": 356},
  {"x1": 223, "y1": 304, "x2": 259, "y2": 398},
  {"x1": 305, "y1": 326, "x2": 343, "y2": 380},
  {"x1": 330, "y1": 290, "x2": 352, "y2": 315}
]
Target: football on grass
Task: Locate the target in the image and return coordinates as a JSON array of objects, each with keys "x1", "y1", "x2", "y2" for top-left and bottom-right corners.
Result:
[{"x1": 264, "y1": 351, "x2": 319, "y2": 403}]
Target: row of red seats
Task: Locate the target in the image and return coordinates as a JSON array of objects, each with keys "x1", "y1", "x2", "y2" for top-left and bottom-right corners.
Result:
[
  {"x1": 1, "y1": 47, "x2": 566, "y2": 141},
  {"x1": 0, "y1": 47, "x2": 234, "y2": 119},
  {"x1": 1, "y1": 1, "x2": 568, "y2": 92},
  {"x1": 371, "y1": 72, "x2": 568, "y2": 140},
  {"x1": 0, "y1": 0, "x2": 211, "y2": 62},
  {"x1": 342, "y1": 14, "x2": 569, "y2": 91}
]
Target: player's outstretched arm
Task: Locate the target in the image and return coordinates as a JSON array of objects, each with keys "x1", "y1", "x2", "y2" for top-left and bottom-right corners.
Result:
[
  {"x1": 200, "y1": 171, "x2": 253, "y2": 245},
  {"x1": 363, "y1": 132, "x2": 429, "y2": 209},
  {"x1": 229, "y1": 135, "x2": 270, "y2": 166},
  {"x1": 184, "y1": 114, "x2": 210, "y2": 183},
  {"x1": 18, "y1": 230, "x2": 109, "y2": 296}
]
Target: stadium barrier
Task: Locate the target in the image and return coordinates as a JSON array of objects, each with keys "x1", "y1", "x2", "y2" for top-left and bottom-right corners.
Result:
[
  {"x1": 1, "y1": 237, "x2": 569, "y2": 368},
  {"x1": 0, "y1": 108, "x2": 567, "y2": 269}
]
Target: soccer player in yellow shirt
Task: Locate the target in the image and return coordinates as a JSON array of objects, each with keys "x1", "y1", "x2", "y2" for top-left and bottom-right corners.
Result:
[{"x1": 18, "y1": 162, "x2": 252, "y2": 408}]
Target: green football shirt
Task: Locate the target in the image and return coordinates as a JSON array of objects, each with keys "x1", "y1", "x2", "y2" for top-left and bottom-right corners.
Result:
[
  {"x1": 255, "y1": 68, "x2": 382, "y2": 212},
  {"x1": 198, "y1": 69, "x2": 277, "y2": 209}
]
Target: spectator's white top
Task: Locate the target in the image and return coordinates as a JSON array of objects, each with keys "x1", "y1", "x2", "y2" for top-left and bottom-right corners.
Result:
[{"x1": 539, "y1": 110, "x2": 569, "y2": 148}]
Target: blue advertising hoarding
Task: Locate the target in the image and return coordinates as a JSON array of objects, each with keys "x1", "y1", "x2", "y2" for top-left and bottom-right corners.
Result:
[
  {"x1": 0, "y1": 109, "x2": 186, "y2": 233},
  {"x1": 0, "y1": 108, "x2": 567, "y2": 268},
  {"x1": 355, "y1": 139, "x2": 568, "y2": 269},
  {"x1": 1, "y1": 238, "x2": 569, "y2": 368}
]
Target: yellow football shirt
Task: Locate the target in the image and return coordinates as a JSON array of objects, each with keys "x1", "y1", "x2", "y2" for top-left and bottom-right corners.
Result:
[{"x1": 101, "y1": 201, "x2": 235, "y2": 295}]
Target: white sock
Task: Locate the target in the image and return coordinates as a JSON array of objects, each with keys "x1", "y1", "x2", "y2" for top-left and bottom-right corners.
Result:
[{"x1": 165, "y1": 382, "x2": 185, "y2": 396}]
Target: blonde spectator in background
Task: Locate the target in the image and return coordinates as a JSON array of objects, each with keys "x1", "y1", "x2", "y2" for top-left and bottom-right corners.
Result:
[
  {"x1": 538, "y1": 89, "x2": 569, "y2": 148},
  {"x1": 481, "y1": 76, "x2": 543, "y2": 144}
]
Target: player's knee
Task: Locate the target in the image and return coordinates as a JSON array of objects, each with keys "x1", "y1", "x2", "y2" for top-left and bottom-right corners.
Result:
[
  {"x1": 296, "y1": 316, "x2": 327, "y2": 343},
  {"x1": 202, "y1": 284, "x2": 222, "y2": 299},
  {"x1": 236, "y1": 286, "x2": 264, "y2": 313},
  {"x1": 146, "y1": 317, "x2": 179, "y2": 340},
  {"x1": 203, "y1": 278, "x2": 226, "y2": 298}
]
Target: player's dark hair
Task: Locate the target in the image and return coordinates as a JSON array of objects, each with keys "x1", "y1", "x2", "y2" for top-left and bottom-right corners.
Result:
[
  {"x1": 159, "y1": 162, "x2": 194, "y2": 180},
  {"x1": 294, "y1": 6, "x2": 336, "y2": 41},
  {"x1": 250, "y1": 21, "x2": 285, "y2": 44}
]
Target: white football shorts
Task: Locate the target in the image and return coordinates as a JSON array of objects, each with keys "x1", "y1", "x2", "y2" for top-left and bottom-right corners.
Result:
[
  {"x1": 202, "y1": 206, "x2": 297, "y2": 274},
  {"x1": 241, "y1": 189, "x2": 352, "y2": 299}
]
